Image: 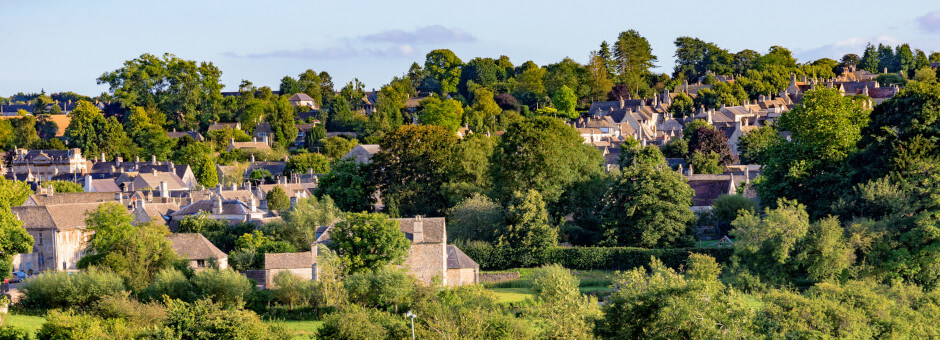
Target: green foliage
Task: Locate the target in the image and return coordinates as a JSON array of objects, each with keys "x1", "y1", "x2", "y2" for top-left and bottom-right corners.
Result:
[
  {"x1": 64, "y1": 101, "x2": 137, "y2": 160},
  {"x1": 45, "y1": 180, "x2": 84, "y2": 193},
  {"x1": 158, "y1": 298, "x2": 289, "y2": 340},
  {"x1": 620, "y1": 141, "x2": 667, "y2": 168},
  {"x1": 730, "y1": 199, "x2": 809, "y2": 284},
  {"x1": 275, "y1": 195, "x2": 343, "y2": 250},
  {"x1": 498, "y1": 190, "x2": 557, "y2": 267},
  {"x1": 195, "y1": 155, "x2": 218, "y2": 188},
  {"x1": 417, "y1": 96, "x2": 464, "y2": 132},
  {"x1": 315, "y1": 159, "x2": 374, "y2": 212},
  {"x1": 372, "y1": 124, "x2": 456, "y2": 216},
  {"x1": 0, "y1": 179, "x2": 34, "y2": 278},
  {"x1": 265, "y1": 185, "x2": 290, "y2": 211},
  {"x1": 78, "y1": 203, "x2": 179, "y2": 292},
  {"x1": 344, "y1": 266, "x2": 416, "y2": 312},
  {"x1": 600, "y1": 165, "x2": 695, "y2": 247},
  {"x1": 271, "y1": 271, "x2": 318, "y2": 310},
  {"x1": 190, "y1": 269, "x2": 253, "y2": 309},
  {"x1": 176, "y1": 215, "x2": 252, "y2": 253},
  {"x1": 286, "y1": 152, "x2": 330, "y2": 175},
  {"x1": 736, "y1": 124, "x2": 781, "y2": 164},
  {"x1": 550, "y1": 85, "x2": 578, "y2": 119},
  {"x1": 528, "y1": 264, "x2": 600, "y2": 339},
  {"x1": 424, "y1": 49, "x2": 463, "y2": 95},
  {"x1": 20, "y1": 269, "x2": 125, "y2": 310},
  {"x1": 688, "y1": 151, "x2": 723, "y2": 174},
  {"x1": 492, "y1": 116, "x2": 603, "y2": 208},
  {"x1": 37, "y1": 309, "x2": 139, "y2": 340},
  {"x1": 613, "y1": 30, "x2": 657, "y2": 98},
  {"x1": 797, "y1": 216, "x2": 853, "y2": 282},
  {"x1": 443, "y1": 133, "x2": 495, "y2": 205},
  {"x1": 597, "y1": 256, "x2": 757, "y2": 338},
  {"x1": 320, "y1": 135, "x2": 358, "y2": 159},
  {"x1": 317, "y1": 304, "x2": 410, "y2": 340},
  {"x1": 266, "y1": 97, "x2": 298, "y2": 149},
  {"x1": 710, "y1": 194, "x2": 757, "y2": 227},
  {"x1": 331, "y1": 213, "x2": 410, "y2": 273},
  {"x1": 688, "y1": 125, "x2": 737, "y2": 166},
  {"x1": 669, "y1": 92, "x2": 694, "y2": 117},
  {"x1": 461, "y1": 241, "x2": 732, "y2": 270},
  {"x1": 144, "y1": 268, "x2": 193, "y2": 302},
  {"x1": 0, "y1": 325, "x2": 30, "y2": 340},
  {"x1": 412, "y1": 284, "x2": 535, "y2": 339},
  {"x1": 124, "y1": 106, "x2": 173, "y2": 160},
  {"x1": 446, "y1": 194, "x2": 504, "y2": 243}
]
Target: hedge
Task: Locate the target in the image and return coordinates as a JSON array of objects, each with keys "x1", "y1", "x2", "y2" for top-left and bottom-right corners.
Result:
[{"x1": 460, "y1": 241, "x2": 733, "y2": 271}]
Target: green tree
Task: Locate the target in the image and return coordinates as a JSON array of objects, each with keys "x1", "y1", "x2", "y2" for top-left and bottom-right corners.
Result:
[
  {"x1": 613, "y1": 30, "x2": 657, "y2": 97},
  {"x1": 710, "y1": 194, "x2": 757, "y2": 229},
  {"x1": 344, "y1": 266, "x2": 416, "y2": 312},
  {"x1": 730, "y1": 199, "x2": 809, "y2": 285},
  {"x1": 331, "y1": 212, "x2": 410, "y2": 273},
  {"x1": 46, "y1": 180, "x2": 84, "y2": 193},
  {"x1": 587, "y1": 51, "x2": 614, "y2": 102},
  {"x1": 315, "y1": 159, "x2": 374, "y2": 212},
  {"x1": 304, "y1": 124, "x2": 327, "y2": 152},
  {"x1": 661, "y1": 137, "x2": 688, "y2": 158},
  {"x1": 860, "y1": 44, "x2": 880, "y2": 73},
  {"x1": 266, "y1": 97, "x2": 298, "y2": 149},
  {"x1": 498, "y1": 190, "x2": 557, "y2": 266},
  {"x1": 688, "y1": 126, "x2": 737, "y2": 166},
  {"x1": 528, "y1": 264, "x2": 600, "y2": 340},
  {"x1": 464, "y1": 88, "x2": 502, "y2": 133},
  {"x1": 266, "y1": 185, "x2": 290, "y2": 211},
  {"x1": 600, "y1": 165, "x2": 695, "y2": 247},
  {"x1": 77, "y1": 203, "x2": 179, "y2": 292},
  {"x1": 276, "y1": 196, "x2": 343, "y2": 250},
  {"x1": 669, "y1": 92, "x2": 694, "y2": 117},
  {"x1": 551, "y1": 85, "x2": 578, "y2": 119},
  {"x1": 321, "y1": 135, "x2": 358, "y2": 159},
  {"x1": 196, "y1": 155, "x2": 218, "y2": 188},
  {"x1": 737, "y1": 124, "x2": 781, "y2": 164},
  {"x1": 424, "y1": 49, "x2": 463, "y2": 94},
  {"x1": 688, "y1": 151, "x2": 723, "y2": 175},
  {"x1": 417, "y1": 96, "x2": 463, "y2": 132},
  {"x1": 0, "y1": 180, "x2": 33, "y2": 279},
  {"x1": 445, "y1": 194, "x2": 504, "y2": 243},
  {"x1": 286, "y1": 153, "x2": 329, "y2": 175},
  {"x1": 443, "y1": 133, "x2": 495, "y2": 205},
  {"x1": 372, "y1": 124, "x2": 456, "y2": 216},
  {"x1": 797, "y1": 216, "x2": 853, "y2": 282},
  {"x1": 124, "y1": 107, "x2": 172, "y2": 160},
  {"x1": 491, "y1": 116, "x2": 603, "y2": 209}
]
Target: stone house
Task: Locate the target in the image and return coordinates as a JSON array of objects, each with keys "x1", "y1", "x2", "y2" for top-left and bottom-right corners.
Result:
[
  {"x1": 288, "y1": 93, "x2": 319, "y2": 110},
  {"x1": 167, "y1": 233, "x2": 228, "y2": 271},
  {"x1": 263, "y1": 249, "x2": 318, "y2": 288},
  {"x1": 10, "y1": 202, "x2": 107, "y2": 274},
  {"x1": 8, "y1": 148, "x2": 88, "y2": 180},
  {"x1": 342, "y1": 144, "x2": 381, "y2": 164}
]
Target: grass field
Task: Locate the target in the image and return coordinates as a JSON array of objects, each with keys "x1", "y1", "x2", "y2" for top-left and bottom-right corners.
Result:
[
  {"x1": 268, "y1": 319, "x2": 323, "y2": 339},
  {"x1": 2, "y1": 313, "x2": 45, "y2": 336},
  {"x1": 483, "y1": 268, "x2": 617, "y2": 303}
]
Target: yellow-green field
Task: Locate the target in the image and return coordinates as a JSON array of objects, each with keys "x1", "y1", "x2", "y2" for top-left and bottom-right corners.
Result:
[{"x1": 2, "y1": 313, "x2": 45, "y2": 336}]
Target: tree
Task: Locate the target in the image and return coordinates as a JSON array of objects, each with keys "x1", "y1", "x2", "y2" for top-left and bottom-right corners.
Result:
[
  {"x1": 0, "y1": 180, "x2": 33, "y2": 279},
  {"x1": 528, "y1": 264, "x2": 600, "y2": 340},
  {"x1": 0, "y1": 178, "x2": 33, "y2": 208},
  {"x1": 860, "y1": 44, "x2": 880, "y2": 73},
  {"x1": 586, "y1": 51, "x2": 614, "y2": 102},
  {"x1": 46, "y1": 180, "x2": 84, "y2": 193},
  {"x1": 599, "y1": 165, "x2": 695, "y2": 247},
  {"x1": 266, "y1": 185, "x2": 290, "y2": 211},
  {"x1": 196, "y1": 155, "x2": 218, "y2": 188},
  {"x1": 331, "y1": 212, "x2": 410, "y2": 273},
  {"x1": 97, "y1": 53, "x2": 223, "y2": 131},
  {"x1": 797, "y1": 216, "x2": 853, "y2": 282},
  {"x1": 417, "y1": 96, "x2": 463, "y2": 132},
  {"x1": 445, "y1": 194, "x2": 504, "y2": 243},
  {"x1": 498, "y1": 190, "x2": 557, "y2": 266},
  {"x1": 304, "y1": 124, "x2": 327, "y2": 152},
  {"x1": 315, "y1": 159, "x2": 374, "y2": 213},
  {"x1": 424, "y1": 49, "x2": 463, "y2": 94},
  {"x1": 551, "y1": 85, "x2": 578, "y2": 119},
  {"x1": 190, "y1": 269, "x2": 254, "y2": 309},
  {"x1": 124, "y1": 107, "x2": 172, "y2": 161},
  {"x1": 491, "y1": 116, "x2": 603, "y2": 209},
  {"x1": 443, "y1": 133, "x2": 495, "y2": 205},
  {"x1": 614, "y1": 30, "x2": 657, "y2": 97},
  {"x1": 321, "y1": 135, "x2": 358, "y2": 159},
  {"x1": 465, "y1": 88, "x2": 502, "y2": 133},
  {"x1": 344, "y1": 266, "x2": 416, "y2": 312},
  {"x1": 77, "y1": 203, "x2": 179, "y2": 292},
  {"x1": 669, "y1": 92, "x2": 694, "y2": 117},
  {"x1": 278, "y1": 75, "x2": 302, "y2": 97},
  {"x1": 758, "y1": 88, "x2": 869, "y2": 216},
  {"x1": 710, "y1": 194, "x2": 757, "y2": 234},
  {"x1": 661, "y1": 137, "x2": 688, "y2": 158},
  {"x1": 688, "y1": 126, "x2": 738, "y2": 166},
  {"x1": 688, "y1": 151, "x2": 723, "y2": 174},
  {"x1": 737, "y1": 125, "x2": 781, "y2": 164},
  {"x1": 286, "y1": 153, "x2": 329, "y2": 175},
  {"x1": 266, "y1": 97, "x2": 298, "y2": 149},
  {"x1": 371, "y1": 124, "x2": 456, "y2": 216},
  {"x1": 277, "y1": 196, "x2": 343, "y2": 250},
  {"x1": 730, "y1": 199, "x2": 810, "y2": 284}
]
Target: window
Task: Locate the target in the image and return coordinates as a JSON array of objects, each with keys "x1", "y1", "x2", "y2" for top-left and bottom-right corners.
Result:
[
  {"x1": 38, "y1": 232, "x2": 42, "y2": 245},
  {"x1": 196, "y1": 260, "x2": 206, "y2": 268},
  {"x1": 38, "y1": 254, "x2": 44, "y2": 267}
]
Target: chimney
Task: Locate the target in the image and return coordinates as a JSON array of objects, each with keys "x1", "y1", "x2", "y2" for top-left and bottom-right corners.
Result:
[
  {"x1": 412, "y1": 216, "x2": 424, "y2": 243},
  {"x1": 250, "y1": 154, "x2": 255, "y2": 163},
  {"x1": 311, "y1": 245, "x2": 319, "y2": 281},
  {"x1": 138, "y1": 196, "x2": 146, "y2": 209},
  {"x1": 115, "y1": 193, "x2": 123, "y2": 206},
  {"x1": 115, "y1": 157, "x2": 122, "y2": 166},
  {"x1": 745, "y1": 167, "x2": 750, "y2": 184},
  {"x1": 689, "y1": 163, "x2": 694, "y2": 177},
  {"x1": 231, "y1": 183, "x2": 237, "y2": 191},
  {"x1": 47, "y1": 185, "x2": 54, "y2": 197},
  {"x1": 263, "y1": 136, "x2": 269, "y2": 145},
  {"x1": 101, "y1": 153, "x2": 106, "y2": 162},
  {"x1": 618, "y1": 97, "x2": 625, "y2": 109},
  {"x1": 84, "y1": 174, "x2": 93, "y2": 192},
  {"x1": 135, "y1": 156, "x2": 140, "y2": 163},
  {"x1": 160, "y1": 181, "x2": 168, "y2": 198},
  {"x1": 249, "y1": 196, "x2": 258, "y2": 212},
  {"x1": 212, "y1": 195, "x2": 223, "y2": 215},
  {"x1": 151, "y1": 155, "x2": 157, "y2": 164},
  {"x1": 245, "y1": 181, "x2": 252, "y2": 193}
]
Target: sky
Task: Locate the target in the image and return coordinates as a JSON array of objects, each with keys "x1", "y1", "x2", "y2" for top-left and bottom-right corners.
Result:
[{"x1": 2, "y1": 0, "x2": 940, "y2": 96}]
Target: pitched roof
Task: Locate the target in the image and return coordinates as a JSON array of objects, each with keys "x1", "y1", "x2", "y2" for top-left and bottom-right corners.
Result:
[
  {"x1": 133, "y1": 202, "x2": 179, "y2": 226},
  {"x1": 88, "y1": 178, "x2": 121, "y2": 192},
  {"x1": 167, "y1": 131, "x2": 205, "y2": 141},
  {"x1": 254, "y1": 122, "x2": 273, "y2": 134},
  {"x1": 688, "y1": 175, "x2": 735, "y2": 206},
  {"x1": 228, "y1": 141, "x2": 271, "y2": 151},
  {"x1": 25, "y1": 192, "x2": 117, "y2": 206},
  {"x1": 394, "y1": 217, "x2": 446, "y2": 244},
  {"x1": 133, "y1": 171, "x2": 189, "y2": 191},
  {"x1": 288, "y1": 93, "x2": 315, "y2": 102},
  {"x1": 13, "y1": 202, "x2": 112, "y2": 231},
  {"x1": 167, "y1": 233, "x2": 227, "y2": 260},
  {"x1": 447, "y1": 245, "x2": 479, "y2": 269},
  {"x1": 207, "y1": 122, "x2": 240, "y2": 132},
  {"x1": 265, "y1": 251, "x2": 315, "y2": 269},
  {"x1": 171, "y1": 198, "x2": 253, "y2": 217}
]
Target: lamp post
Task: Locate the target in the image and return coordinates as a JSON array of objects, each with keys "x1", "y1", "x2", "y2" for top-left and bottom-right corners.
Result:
[{"x1": 405, "y1": 310, "x2": 417, "y2": 340}]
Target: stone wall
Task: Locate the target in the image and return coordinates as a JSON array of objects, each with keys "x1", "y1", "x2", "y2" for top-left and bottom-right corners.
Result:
[{"x1": 402, "y1": 243, "x2": 446, "y2": 285}]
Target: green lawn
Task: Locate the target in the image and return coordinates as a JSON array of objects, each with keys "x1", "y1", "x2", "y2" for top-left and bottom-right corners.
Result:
[
  {"x1": 488, "y1": 288, "x2": 535, "y2": 304},
  {"x1": 2, "y1": 313, "x2": 45, "y2": 336},
  {"x1": 483, "y1": 268, "x2": 617, "y2": 302},
  {"x1": 267, "y1": 320, "x2": 323, "y2": 340}
]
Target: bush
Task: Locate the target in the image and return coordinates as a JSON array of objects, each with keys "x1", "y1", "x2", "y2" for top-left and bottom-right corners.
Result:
[
  {"x1": 20, "y1": 269, "x2": 125, "y2": 310},
  {"x1": 317, "y1": 304, "x2": 410, "y2": 340},
  {"x1": 155, "y1": 298, "x2": 290, "y2": 340},
  {"x1": 344, "y1": 266, "x2": 416, "y2": 313},
  {"x1": 93, "y1": 292, "x2": 167, "y2": 325},
  {"x1": 36, "y1": 309, "x2": 140, "y2": 340},
  {"x1": 144, "y1": 268, "x2": 193, "y2": 302},
  {"x1": 0, "y1": 326, "x2": 30, "y2": 340},
  {"x1": 461, "y1": 243, "x2": 734, "y2": 270},
  {"x1": 191, "y1": 269, "x2": 253, "y2": 309},
  {"x1": 271, "y1": 271, "x2": 318, "y2": 310}
]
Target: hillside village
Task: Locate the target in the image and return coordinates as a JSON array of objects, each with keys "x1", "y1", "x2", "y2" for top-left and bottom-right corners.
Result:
[{"x1": 1, "y1": 28, "x2": 940, "y2": 338}]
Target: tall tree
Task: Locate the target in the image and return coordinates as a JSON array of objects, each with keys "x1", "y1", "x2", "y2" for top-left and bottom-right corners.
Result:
[
  {"x1": 417, "y1": 96, "x2": 463, "y2": 132},
  {"x1": 371, "y1": 124, "x2": 456, "y2": 216},
  {"x1": 614, "y1": 30, "x2": 657, "y2": 97},
  {"x1": 499, "y1": 190, "x2": 557, "y2": 267},
  {"x1": 424, "y1": 49, "x2": 463, "y2": 95},
  {"x1": 331, "y1": 212, "x2": 410, "y2": 273},
  {"x1": 600, "y1": 164, "x2": 694, "y2": 247},
  {"x1": 859, "y1": 44, "x2": 880, "y2": 73},
  {"x1": 551, "y1": 85, "x2": 578, "y2": 119},
  {"x1": 586, "y1": 51, "x2": 614, "y2": 102}
]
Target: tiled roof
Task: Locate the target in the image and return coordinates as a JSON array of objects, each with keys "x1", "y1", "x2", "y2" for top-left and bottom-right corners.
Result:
[
  {"x1": 265, "y1": 251, "x2": 315, "y2": 270},
  {"x1": 395, "y1": 217, "x2": 446, "y2": 244},
  {"x1": 170, "y1": 199, "x2": 251, "y2": 216},
  {"x1": 133, "y1": 171, "x2": 189, "y2": 191},
  {"x1": 229, "y1": 141, "x2": 271, "y2": 151},
  {"x1": 688, "y1": 175, "x2": 734, "y2": 207},
  {"x1": 88, "y1": 178, "x2": 120, "y2": 192},
  {"x1": 167, "y1": 131, "x2": 205, "y2": 141},
  {"x1": 26, "y1": 192, "x2": 117, "y2": 206},
  {"x1": 254, "y1": 122, "x2": 273, "y2": 134},
  {"x1": 288, "y1": 93, "x2": 315, "y2": 102},
  {"x1": 167, "y1": 233, "x2": 227, "y2": 260},
  {"x1": 207, "y1": 122, "x2": 240, "y2": 132},
  {"x1": 13, "y1": 202, "x2": 112, "y2": 231},
  {"x1": 447, "y1": 245, "x2": 479, "y2": 269}
]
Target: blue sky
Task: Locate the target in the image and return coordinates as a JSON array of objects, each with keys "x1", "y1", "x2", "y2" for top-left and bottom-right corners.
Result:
[{"x1": 2, "y1": 0, "x2": 940, "y2": 96}]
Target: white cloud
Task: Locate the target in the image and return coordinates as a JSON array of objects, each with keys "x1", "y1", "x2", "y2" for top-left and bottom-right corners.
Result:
[
  {"x1": 361, "y1": 25, "x2": 476, "y2": 44},
  {"x1": 796, "y1": 36, "x2": 902, "y2": 62},
  {"x1": 918, "y1": 10, "x2": 940, "y2": 33}
]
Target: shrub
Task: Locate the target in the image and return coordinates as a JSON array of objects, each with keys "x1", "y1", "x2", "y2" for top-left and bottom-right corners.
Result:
[
  {"x1": 0, "y1": 326, "x2": 30, "y2": 340},
  {"x1": 20, "y1": 269, "x2": 125, "y2": 310},
  {"x1": 36, "y1": 309, "x2": 140, "y2": 340},
  {"x1": 317, "y1": 304, "x2": 410, "y2": 340},
  {"x1": 191, "y1": 269, "x2": 253, "y2": 309},
  {"x1": 461, "y1": 244, "x2": 733, "y2": 270},
  {"x1": 155, "y1": 298, "x2": 290, "y2": 340},
  {"x1": 93, "y1": 292, "x2": 167, "y2": 325},
  {"x1": 271, "y1": 271, "x2": 317, "y2": 310},
  {"x1": 143, "y1": 268, "x2": 193, "y2": 302},
  {"x1": 344, "y1": 266, "x2": 416, "y2": 313}
]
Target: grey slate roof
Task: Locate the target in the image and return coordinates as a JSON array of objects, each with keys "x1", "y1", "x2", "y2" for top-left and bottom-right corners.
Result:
[
  {"x1": 447, "y1": 245, "x2": 479, "y2": 269},
  {"x1": 167, "y1": 233, "x2": 227, "y2": 260},
  {"x1": 170, "y1": 199, "x2": 251, "y2": 217},
  {"x1": 395, "y1": 217, "x2": 446, "y2": 244},
  {"x1": 265, "y1": 251, "x2": 315, "y2": 270}
]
